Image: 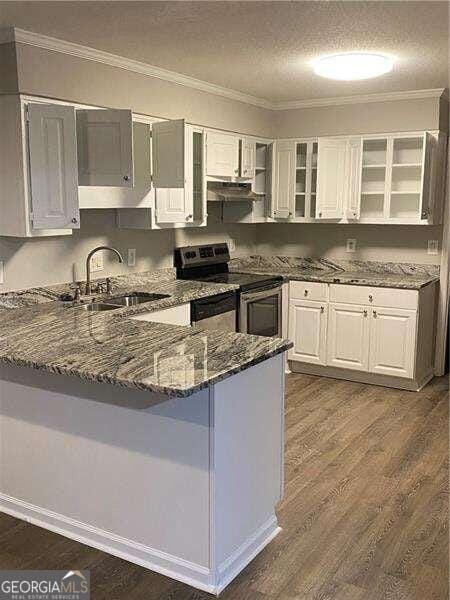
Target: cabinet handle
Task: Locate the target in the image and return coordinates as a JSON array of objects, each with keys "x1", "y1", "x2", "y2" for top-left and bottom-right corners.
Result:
[
  {"x1": 186, "y1": 214, "x2": 193, "y2": 221},
  {"x1": 123, "y1": 175, "x2": 130, "y2": 181},
  {"x1": 304, "y1": 289, "x2": 309, "y2": 297},
  {"x1": 320, "y1": 306, "x2": 325, "y2": 313},
  {"x1": 373, "y1": 310, "x2": 377, "y2": 318},
  {"x1": 318, "y1": 212, "x2": 322, "y2": 218},
  {"x1": 71, "y1": 217, "x2": 78, "y2": 224},
  {"x1": 363, "y1": 309, "x2": 368, "y2": 317},
  {"x1": 234, "y1": 169, "x2": 239, "y2": 175},
  {"x1": 368, "y1": 294, "x2": 373, "y2": 302}
]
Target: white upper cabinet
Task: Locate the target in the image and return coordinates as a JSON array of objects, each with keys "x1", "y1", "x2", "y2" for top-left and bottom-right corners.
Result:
[
  {"x1": 240, "y1": 138, "x2": 256, "y2": 179},
  {"x1": 152, "y1": 121, "x2": 198, "y2": 224},
  {"x1": 152, "y1": 118, "x2": 185, "y2": 188},
  {"x1": 206, "y1": 132, "x2": 239, "y2": 178},
  {"x1": 77, "y1": 109, "x2": 133, "y2": 187},
  {"x1": 272, "y1": 140, "x2": 296, "y2": 219},
  {"x1": 345, "y1": 137, "x2": 363, "y2": 220},
  {"x1": 28, "y1": 103, "x2": 80, "y2": 230},
  {"x1": 315, "y1": 137, "x2": 349, "y2": 219}
]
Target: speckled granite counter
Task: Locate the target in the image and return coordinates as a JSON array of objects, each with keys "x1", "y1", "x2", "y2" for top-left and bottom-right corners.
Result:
[
  {"x1": 0, "y1": 270, "x2": 291, "y2": 397},
  {"x1": 229, "y1": 257, "x2": 439, "y2": 290}
]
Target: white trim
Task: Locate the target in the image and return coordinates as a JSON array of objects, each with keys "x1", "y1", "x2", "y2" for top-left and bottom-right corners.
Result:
[
  {"x1": 272, "y1": 88, "x2": 446, "y2": 110},
  {"x1": 0, "y1": 492, "x2": 216, "y2": 594},
  {"x1": 216, "y1": 516, "x2": 281, "y2": 595},
  {"x1": 8, "y1": 27, "x2": 272, "y2": 110},
  {"x1": 1, "y1": 27, "x2": 445, "y2": 112}
]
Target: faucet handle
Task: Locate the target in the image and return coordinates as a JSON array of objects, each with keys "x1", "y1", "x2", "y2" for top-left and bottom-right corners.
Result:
[
  {"x1": 69, "y1": 282, "x2": 82, "y2": 302},
  {"x1": 105, "y1": 277, "x2": 113, "y2": 294}
]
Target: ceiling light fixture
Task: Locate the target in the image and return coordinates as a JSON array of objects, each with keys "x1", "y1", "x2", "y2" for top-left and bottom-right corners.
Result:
[{"x1": 313, "y1": 53, "x2": 394, "y2": 81}]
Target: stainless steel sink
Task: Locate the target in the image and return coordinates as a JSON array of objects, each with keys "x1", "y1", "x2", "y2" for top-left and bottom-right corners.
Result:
[
  {"x1": 108, "y1": 293, "x2": 170, "y2": 306},
  {"x1": 79, "y1": 303, "x2": 121, "y2": 312}
]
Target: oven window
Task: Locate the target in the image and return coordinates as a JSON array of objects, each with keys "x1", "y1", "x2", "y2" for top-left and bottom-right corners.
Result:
[{"x1": 246, "y1": 293, "x2": 279, "y2": 337}]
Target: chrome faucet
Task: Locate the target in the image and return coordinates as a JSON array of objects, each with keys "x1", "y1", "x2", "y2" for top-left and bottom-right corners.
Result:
[{"x1": 85, "y1": 246, "x2": 124, "y2": 295}]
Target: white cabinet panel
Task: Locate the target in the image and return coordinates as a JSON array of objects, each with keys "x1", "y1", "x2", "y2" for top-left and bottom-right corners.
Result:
[
  {"x1": 368, "y1": 307, "x2": 417, "y2": 378},
  {"x1": 316, "y1": 138, "x2": 347, "y2": 219},
  {"x1": 206, "y1": 132, "x2": 239, "y2": 178},
  {"x1": 272, "y1": 140, "x2": 295, "y2": 219},
  {"x1": 155, "y1": 188, "x2": 191, "y2": 224},
  {"x1": 346, "y1": 137, "x2": 363, "y2": 219},
  {"x1": 152, "y1": 118, "x2": 185, "y2": 188},
  {"x1": 327, "y1": 303, "x2": 370, "y2": 371},
  {"x1": 28, "y1": 103, "x2": 79, "y2": 230},
  {"x1": 289, "y1": 300, "x2": 327, "y2": 365},
  {"x1": 77, "y1": 109, "x2": 133, "y2": 187},
  {"x1": 240, "y1": 139, "x2": 255, "y2": 179}
]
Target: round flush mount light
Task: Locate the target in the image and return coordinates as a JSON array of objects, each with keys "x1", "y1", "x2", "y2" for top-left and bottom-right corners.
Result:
[{"x1": 313, "y1": 53, "x2": 393, "y2": 81}]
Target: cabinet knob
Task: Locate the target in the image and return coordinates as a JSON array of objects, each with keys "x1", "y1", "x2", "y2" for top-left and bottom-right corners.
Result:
[
  {"x1": 234, "y1": 169, "x2": 239, "y2": 175},
  {"x1": 71, "y1": 217, "x2": 78, "y2": 224},
  {"x1": 363, "y1": 309, "x2": 368, "y2": 317},
  {"x1": 186, "y1": 214, "x2": 193, "y2": 221},
  {"x1": 318, "y1": 212, "x2": 322, "y2": 218},
  {"x1": 304, "y1": 289, "x2": 309, "y2": 297},
  {"x1": 123, "y1": 175, "x2": 130, "y2": 181},
  {"x1": 320, "y1": 306, "x2": 325, "y2": 313},
  {"x1": 373, "y1": 310, "x2": 377, "y2": 318},
  {"x1": 368, "y1": 295, "x2": 373, "y2": 302}
]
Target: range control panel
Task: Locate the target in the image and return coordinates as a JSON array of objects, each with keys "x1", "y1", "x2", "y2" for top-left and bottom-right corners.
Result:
[{"x1": 174, "y1": 243, "x2": 230, "y2": 268}]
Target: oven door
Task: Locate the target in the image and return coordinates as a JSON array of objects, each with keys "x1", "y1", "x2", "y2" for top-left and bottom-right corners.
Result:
[{"x1": 240, "y1": 285, "x2": 282, "y2": 337}]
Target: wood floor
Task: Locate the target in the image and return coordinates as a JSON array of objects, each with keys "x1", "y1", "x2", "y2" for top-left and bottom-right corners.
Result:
[{"x1": 0, "y1": 374, "x2": 448, "y2": 599}]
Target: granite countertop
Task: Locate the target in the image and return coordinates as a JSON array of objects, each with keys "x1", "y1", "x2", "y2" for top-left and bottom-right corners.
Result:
[
  {"x1": 229, "y1": 257, "x2": 439, "y2": 290},
  {"x1": 0, "y1": 270, "x2": 291, "y2": 397}
]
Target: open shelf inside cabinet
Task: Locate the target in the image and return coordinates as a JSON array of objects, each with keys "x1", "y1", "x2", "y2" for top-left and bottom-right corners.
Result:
[
  {"x1": 296, "y1": 169, "x2": 306, "y2": 195},
  {"x1": 255, "y1": 143, "x2": 267, "y2": 170},
  {"x1": 310, "y1": 194, "x2": 316, "y2": 218},
  {"x1": 389, "y1": 192, "x2": 421, "y2": 219},
  {"x1": 362, "y1": 138, "x2": 387, "y2": 166},
  {"x1": 392, "y1": 137, "x2": 423, "y2": 165},
  {"x1": 295, "y1": 195, "x2": 305, "y2": 218},
  {"x1": 360, "y1": 193, "x2": 384, "y2": 219},
  {"x1": 361, "y1": 166, "x2": 386, "y2": 194},
  {"x1": 391, "y1": 164, "x2": 422, "y2": 193},
  {"x1": 296, "y1": 143, "x2": 307, "y2": 169}
]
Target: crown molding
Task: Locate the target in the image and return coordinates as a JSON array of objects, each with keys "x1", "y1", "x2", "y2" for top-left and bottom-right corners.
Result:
[
  {"x1": 6, "y1": 27, "x2": 273, "y2": 110},
  {"x1": 1, "y1": 27, "x2": 446, "y2": 113},
  {"x1": 272, "y1": 88, "x2": 446, "y2": 110}
]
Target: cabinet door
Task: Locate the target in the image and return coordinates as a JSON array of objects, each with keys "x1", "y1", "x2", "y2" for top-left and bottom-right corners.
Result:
[
  {"x1": 420, "y1": 132, "x2": 435, "y2": 222},
  {"x1": 316, "y1": 138, "x2": 347, "y2": 219},
  {"x1": 152, "y1": 119, "x2": 185, "y2": 188},
  {"x1": 206, "y1": 132, "x2": 239, "y2": 177},
  {"x1": 272, "y1": 140, "x2": 295, "y2": 219},
  {"x1": 368, "y1": 307, "x2": 417, "y2": 378},
  {"x1": 155, "y1": 188, "x2": 192, "y2": 224},
  {"x1": 28, "y1": 103, "x2": 80, "y2": 230},
  {"x1": 240, "y1": 139, "x2": 255, "y2": 178},
  {"x1": 345, "y1": 137, "x2": 363, "y2": 219},
  {"x1": 289, "y1": 300, "x2": 327, "y2": 365},
  {"x1": 327, "y1": 303, "x2": 370, "y2": 371},
  {"x1": 77, "y1": 109, "x2": 133, "y2": 187}
]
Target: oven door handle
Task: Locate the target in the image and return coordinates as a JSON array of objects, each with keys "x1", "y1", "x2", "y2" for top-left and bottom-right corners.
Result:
[{"x1": 241, "y1": 285, "x2": 282, "y2": 302}]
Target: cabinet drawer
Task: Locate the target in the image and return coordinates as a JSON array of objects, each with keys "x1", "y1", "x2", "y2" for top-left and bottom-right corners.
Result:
[
  {"x1": 290, "y1": 281, "x2": 328, "y2": 302},
  {"x1": 329, "y1": 284, "x2": 418, "y2": 310}
]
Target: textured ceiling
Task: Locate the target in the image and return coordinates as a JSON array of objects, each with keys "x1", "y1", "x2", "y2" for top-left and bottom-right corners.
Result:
[{"x1": 0, "y1": 1, "x2": 448, "y2": 103}]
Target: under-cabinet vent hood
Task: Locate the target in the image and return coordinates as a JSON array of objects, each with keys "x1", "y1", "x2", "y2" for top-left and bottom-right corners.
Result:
[{"x1": 207, "y1": 182, "x2": 261, "y2": 202}]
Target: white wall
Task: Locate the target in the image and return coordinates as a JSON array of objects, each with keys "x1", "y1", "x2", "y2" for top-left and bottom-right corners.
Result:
[{"x1": 253, "y1": 223, "x2": 443, "y2": 265}]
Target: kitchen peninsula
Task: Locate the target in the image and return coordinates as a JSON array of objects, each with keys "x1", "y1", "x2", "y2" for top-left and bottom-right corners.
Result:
[{"x1": 0, "y1": 277, "x2": 291, "y2": 595}]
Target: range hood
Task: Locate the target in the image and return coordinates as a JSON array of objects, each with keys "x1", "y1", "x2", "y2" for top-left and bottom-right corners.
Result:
[{"x1": 207, "y1": 182, "x2": 261, "y2": 202}]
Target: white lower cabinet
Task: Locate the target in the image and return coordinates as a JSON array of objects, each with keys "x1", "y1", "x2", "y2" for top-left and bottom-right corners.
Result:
[
  {"x1": 288, "y1": 281, "x2": 436, "y2": 390},
  {"x1": 289, "y1": 300, "x2": 327, "y2": 365},
  {"x1": 368, "y1": 307, "x2": 416, "y2": 378},
  {"x1": 327, "y1": 303, "x2": 370, "y2": 371}
]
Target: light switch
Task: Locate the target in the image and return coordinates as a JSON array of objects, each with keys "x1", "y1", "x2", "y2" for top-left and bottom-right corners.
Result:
[
  {"x1": 0, "y1": 261, "x2": 3, "y2": 284},
  {"x1": 346, "y1": 238, "x2": 357, "y2": 253},
  {"x1": 228, "y1": 238, "x2": 236, "y2": 252},
  {"x1": 128, "y1": 248, "x2": 136, "y2": 267},
  {"x1": 427, "y1": 240, "x2": 439, "y2": 255}
]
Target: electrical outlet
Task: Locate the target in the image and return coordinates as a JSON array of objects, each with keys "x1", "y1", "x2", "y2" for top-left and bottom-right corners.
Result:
[
  {"x1": 90, "y1": 252, "x2": 103, "y2": 273},
  {"x1": 228, "y1": 238, "x2": 236, "y2": 252},
  {"x1": 346, "y1": 238, "x2": 357, "y2": 253},
  {"x1": 128, "y1": 248, "x2": 136, "y2": 267},
  {"x1": 0, "y1": 261, "x2": 3, "y2": 284},
  {"x1": 427, "y1": 240, "x2": 439, "y2": 255}
]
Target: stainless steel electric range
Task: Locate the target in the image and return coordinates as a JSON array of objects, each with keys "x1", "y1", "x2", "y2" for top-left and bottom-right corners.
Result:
[{"x1": 175, "y1": 243, "x2": 283, "y2": 337}]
